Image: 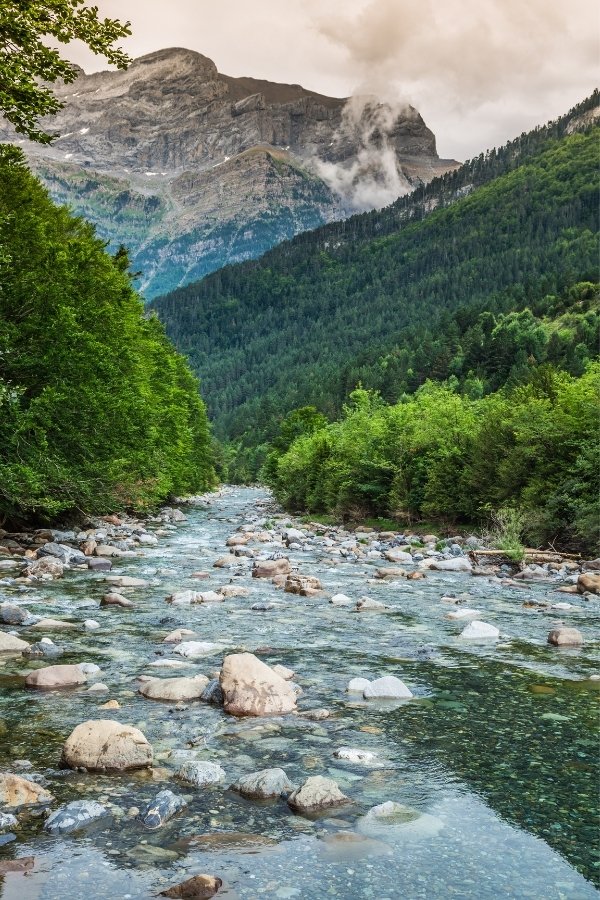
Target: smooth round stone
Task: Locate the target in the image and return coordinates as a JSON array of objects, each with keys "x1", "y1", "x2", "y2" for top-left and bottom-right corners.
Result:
[
  {"x1": 363, "y1": 676, "x2": 413, "y2": 700},
  {"x1": 346, "y1": 677, "x2": 371, "y2": 693},
  {"x1": 459, "y1": 620, "x2": 500, "y2": 640},
  {"x1": 176, "y1": 760, "x2": 226, "y2": 787}
]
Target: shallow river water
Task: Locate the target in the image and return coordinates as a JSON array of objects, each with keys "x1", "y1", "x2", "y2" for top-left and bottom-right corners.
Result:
[{"x1": 0, "y1": 487, "x2": 598, "y2": 898}]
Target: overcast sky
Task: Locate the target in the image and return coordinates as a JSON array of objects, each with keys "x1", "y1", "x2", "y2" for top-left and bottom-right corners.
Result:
[{"x1": 65, "y1": 0, "x2": 599, "y2": 161}]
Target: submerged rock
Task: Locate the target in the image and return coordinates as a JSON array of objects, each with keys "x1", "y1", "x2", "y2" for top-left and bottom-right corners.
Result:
[
  {"x1": 334, "y1": 747, "x2": 378, "y2": 764},
  {"x1": 459, "y1": 620, "x2": 500, "y2": 640},
  {"x1": 220, "y1": 652, "x2": 297, "y2": 717},
  {"x1": 138, "y1": 789, "x2": 187, "y2": 829},
  {"x1": 62, "y1": 719, "x2": 153, "y2": 771},
  {"x1": 363, "y1": 676, "x2": 413, "y2": 700},
  {"x1": 231, "y1": 767, "x2": 293, "y2": 799},
  {"x1": 287, "y1": 775, "x2": 349, "y2": 814},
  {"x1": 45, "y1": 800, "x2": 108, "y2": 834}
]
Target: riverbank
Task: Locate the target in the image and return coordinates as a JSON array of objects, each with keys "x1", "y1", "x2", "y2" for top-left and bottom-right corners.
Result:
[{"x1": 0, "y1": 486, "x2": 598, "y2": 897}]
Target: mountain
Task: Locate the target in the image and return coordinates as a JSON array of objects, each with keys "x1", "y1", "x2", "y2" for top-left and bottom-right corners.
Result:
[
  {"x1": 0, "y1": 48, "x2": 457, "y2": 298},
  {"x1": 150, "y1": 93, "x2": 599, "y2": 454}
]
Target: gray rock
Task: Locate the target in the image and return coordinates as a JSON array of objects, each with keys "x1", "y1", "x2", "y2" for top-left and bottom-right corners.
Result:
[
  {"x1": 200, "y1": 678, "x2": 224, "y2": 705},
  {"x1": 430, "y1": 557, "x2": 472, "y2": 572},
  {"x1": 22, "y1": 640, "x2": 63, "y2": 659},
  {"x1": 287, "y1": 776, "x2": 349, "y2": 814},
  {"x1": 176, "y1": 760, "x2": 226, "y2": 787},
  {"x1": 137, "y1": 789, "x2": 187, "y2": 829},
  {"x1": 0, "y1": 812, "x2": 17, "y2": 830},
  {"x1": 0, "y1": 604, "x2": 28, "y2": 625},
  {"x1": 548, "y1": 627, "x2": 583, "y2": 647},
  {"x1": 38, "y1": 542, "x2": 86, "y2": 565},
  {"x1": 44, "y1": 800, "x2": 108, "y2": 834},
  {"x1": 87, "y1": 557, "x2": 112, "y2": 571},
  {"x1": 363, "y1": 676, "x2": 413, "y2": 700},
  {"x1": 231, "y1": 767, "x2": 294, "y2": 799}
]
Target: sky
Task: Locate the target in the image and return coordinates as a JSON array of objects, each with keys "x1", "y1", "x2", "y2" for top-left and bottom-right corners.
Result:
[{"x1": 65, "y1": 0, "x2": 599, "y2": 161}]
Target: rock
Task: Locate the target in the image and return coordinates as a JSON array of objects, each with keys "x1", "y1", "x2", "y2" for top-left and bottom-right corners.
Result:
[
  {"x1": 577, "y1": 573, "x2": 600, "y2": 595},
  {"x1": 176, "y1": 760, "x2": 226, "y2": 787},
  {"x1": 384, "y1": 549, "x2": 413, "y2": 564},
  {"x1": 213, "y1": 556, "x2": 237, "y2": 568},
  {"x1": 548, "y1": 627, "x2": 584, "y2": 647},
  {"x1": 140, "y1": 675, "x2": 209, "y2": 702},
  {"x1": 330, "y1": 594, "x2": 353, "y2": 606},
  {"x1": 250, "y1": 602, "x2": 275, "y2": 611},
  {"x1": 26, "y1": 557, "x2": 64, "y2": 579},
  {"x1": 252, "y1": 558, "x2": 291, "y2": 578},
  {"x1": 22, "y1": 639, "x2": 62, "y2": 659},
  {"x1": 45, "y1": 800, "x2": 108, "y2": 834},
  {"x1": 0, "y1": 812, "x2": 18, "y2": 830},
  {"x1": 430, "y1": 558, "x2": 472, "y2": 572},
  {"x1": 87, "y1": 683, "x2": 109, "y2": 693},
  {"x1": 78, "y1": 662, "x2": 101, "y2": 676},
  {"x1": 445, "y1": 608, "x2": 482, "y2": 620},
  {"x1": 87, "y1": 557, "x2": 112, "y2": 571},
  {"x1": 166, "y1": 590, "x2": 203, "y2": 604},
  {"x1": 38, "y1": 542, "x2": 86, "y2": 565},
  {"x1": 163, "y1": 628, "x2": 196, "y2": 643},
  {"x1": 0, "y1": 604, "x2": 29, "y2": 625},
  {"x1": 283, "y1": 528, "x2": 306, "y2": 542},
  {"x1": 138, "y1": 789, "x2": 187, "y2": 829},
  {"x1": 226, "y1": 534, "x2": 248, "y2": 546},
  {"x1": 84, "y1": 619, "x2": 100, "y2": 630},
  {"x1": 105, "y1": 575, "x2": 148, "y2": 588},
  {"x1": 217, "y1": 585, "x2": 249, "y2": 598},
  {"x1": 346, "y1": 677, "x2": 371, "y2": 693},
  {"x1": 0, "y1": 772, "x2": 52, "y2": 806},
  {"x1": 271, "y1": 664, "x2": 295, "y2": 680},
  {"x1": 196, "y1": 591, "x2": 223, "y2": 604},
  {"x1": 25, "y1": 664, "x2": 87, "y2": 690},
  {"x1": 160, "y1": 874, "x2": 222, "y2": 899},
  {"x1": 29, "y1": 618, "x2": 76, "y2": 631},
  {"x1": 0, "y1": 631, "x2": 29, "y2": 652},
  {"x1": 100, "y1": 699, "x2": 121, "y2": 709},
  {"x1": 220, "y1": 652, "x2": 297, "y2": 716},
  {"x1": 299, "y1": 707, "x2": 331, "y2": 720},
  {"x1": 356, "y1": 596, "x2": 386, "y2": 611},
  {"x1": 363, "y1": 676, "x2": 413, "y2": 700},
  {"x1": 407, "y1": 571, "x2": 426, "y2": 580},
  {"x1": 101, "y1": 592, "x2": 134, "y2": 608},
  {"x1": 61, "y1": 720, "x2": 153, "y2": 771},
  {"x1": 287, "y1": 776, "x2": 349, "y2": 814},
  {"x1": 374, "y1": 567, "x2": 407, "y2": 579},
  {"x1": 358, "y1": 800, "x2": 444, "y2": 838},
  {"x1": 94, "y1": 544, "x2": 124, "y2": 557},
  {"x1": 459, "y1": 620, "x2": 500, "y2": 640},
  {"x1": 200, "y1": 678, "x2": 224, "y2": 705},
  {"x1": 284, "y1": 573, "x2": 322, "y2": 595},
  {"x1": 231, "y1": 767, "x2": 294, "y2": 799},
  {"x1": 334, "y1": 747, "x2": 377, "y2": 764},
  {"x1": 173, "y1": 641, "x2": 221, "y2": 658}
]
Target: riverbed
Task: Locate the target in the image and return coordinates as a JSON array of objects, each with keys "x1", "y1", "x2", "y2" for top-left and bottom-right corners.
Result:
[{"x1": 0, "y1": 487, "x2": 598, "y2": 898}]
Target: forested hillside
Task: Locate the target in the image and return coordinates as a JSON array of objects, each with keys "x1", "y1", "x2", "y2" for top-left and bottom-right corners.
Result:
[
  {"x1": 152, "y1": 94, "x2": 599, "y2": 461},
  {"x1": 0, "y1": 146, "x2": 215, "y2": 522}
]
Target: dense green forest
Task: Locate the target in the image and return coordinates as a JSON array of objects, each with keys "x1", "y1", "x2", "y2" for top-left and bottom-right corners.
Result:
[
  {"x1": 0, "y1": 146, "x2": 215, "y2": 522},
  {"x1": 264, "y1": 356, "x2": 599, "y2": 551},
  {"x1": 152, "y1": 94, "x2": 599, "y2": 475}
]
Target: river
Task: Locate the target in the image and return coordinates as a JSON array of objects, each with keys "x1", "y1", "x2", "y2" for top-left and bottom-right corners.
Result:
[{"x1": 0, "y1": 487, "x2": 598, "y2": 898}]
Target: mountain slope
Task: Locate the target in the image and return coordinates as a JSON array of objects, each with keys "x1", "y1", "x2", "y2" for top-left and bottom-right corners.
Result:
[
  {"x1": 151, "y1": 94, "x2": 599, "y2": 443},
  {"x1": 0, "y1": 48, "x2": 456, "y2": 298}
]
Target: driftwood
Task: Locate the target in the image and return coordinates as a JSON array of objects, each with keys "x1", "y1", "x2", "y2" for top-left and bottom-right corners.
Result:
[{"x1": 470, "y1": 549, "x2": 581, "y2": 563}]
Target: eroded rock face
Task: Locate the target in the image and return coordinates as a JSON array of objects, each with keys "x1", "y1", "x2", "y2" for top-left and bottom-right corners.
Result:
[
  {"x1": 1, "y1": 49, "x2": 454, "y2": 299},
  {"x1": 61, "y1": 719, "x2": 153, "y2": 771},
  {"x1": 220, "y1": 652, "x2": 297, "y2": 716}
]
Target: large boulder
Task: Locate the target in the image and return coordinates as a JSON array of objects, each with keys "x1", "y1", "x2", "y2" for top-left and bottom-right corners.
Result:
[
  {"x1": 25, "y1": 664, "x2": 87, "y2": 690},
  {"x1": 231, "y1": 767, "x2": 294, "y2": 799},
  {"x1": 287, "y1": 776, "x2": 349, "y2": 814},
  {"x1": 548, "y1": 627, "x2": 584, "y2": 647},
  {"x1": 384, "y1": 549, "x2": 413, "y2": 564},
  {"x1": 0, "y1": 772, "x2": 52, "y2": 806},
  {"x1": 252, "y1": 558, "x2": 291, "y2": 579},
  {"x1": 38, "y1": 542, "x2": 86, "y2": 565},
  {"x1": 577, "y1": 573, "x2": 600, "y2": 595},
  {"x1": 0, "y1": 630, "x2": 29, "y2": 652},
  {"x1": 61, "y1": 719, "x2": 153, "y2": 771},
  {"x1": 139, "y1": 675, "x2": 209, "y2": 702},
  {"x1": 220, "y1": 652, "x2": 297, "y2": 716}
]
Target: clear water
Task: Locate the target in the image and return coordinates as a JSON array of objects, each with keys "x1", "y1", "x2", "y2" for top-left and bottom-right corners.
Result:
[{"x1": 0, "y1": 487, "x2": 598, "y2": 898}]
